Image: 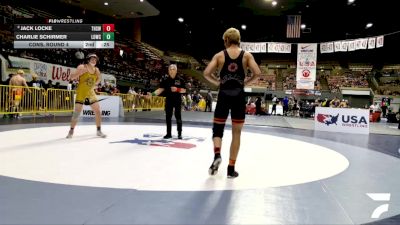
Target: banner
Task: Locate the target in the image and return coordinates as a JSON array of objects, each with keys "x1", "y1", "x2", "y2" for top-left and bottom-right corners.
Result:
[
  {"x1": 320, "y1": 36, "x2": 383, "y2": 53},
  {"x1": 240, "y1": 42, "x2": 267, "y2": 53},
  {"x1": 256, "y1": 42, "x2": 267, "y2": 53},
  {"x1": 348, "y1": 40, "x2": 356, "y2": 51},
  {"x1": 315, "y1": 107, "x2": 369, "y2": 134},
  {"x1": 296, "y1": 43, "x2": 317, "y2": 84},
  {"x1": 242, "y1": 33, "x2": 386, "y2": 55},
  {"x1": 320, "y1": 43, "x2": 327, "y2": 54},
  {"x1": 286, "y1": 89, "x2": 321, "y2": 96},
  {"x1": 361, "y1": 38, "x2": 368, "y2": 49},
  {"x1": 296, "y1": 80, "x2": 315, "y2": 89},
  {"x1": 355, "y1": 39, "x2": 362, "y2": 50},
  {"x1": 79, "y1": 95, "x2": 121, "y2": 118},
  {"x1": 268, "y1": 42, "x2": 292, "y2": 53},
  {"x1": 4, "y1": 56, "x2": 116, "y2": 86},
  {"x1": 334, "y1": 42, "x2": 341, "y2": 52},
  {"x1": 320, "y1": 42, "x2": 334, "y2": 54},
  {"x1": 368, "y1": 38, "x2": 376, "y2": 49},
  {"x1": 341, "y1": 41, "x2": 349, "y2": 52},
  {"x1": 376, "y1": 36, "x2": 384, "y2": 48}
]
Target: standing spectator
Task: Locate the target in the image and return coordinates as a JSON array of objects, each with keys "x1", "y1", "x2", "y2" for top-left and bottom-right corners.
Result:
[
  {"x1": 46, "y1": 80, "x2": 53, "y2": 89},
  {"x1": 381, "y1": 96, "x2": 390, "y2": 118},
  {"x1": 271, "y1": 95, "x2": 278, "y2": 115},
  {"x1": 283, "y1": 96, "x2": 289, "y2": 116},
  {"x1": 205, "y1": 90, "x2": 213, "y2": 112},
  {"x1": 255, "y1": 97, "x2": 263, "y2": 115},
  {"x1": 28, "y1": 74, "x2": 40, "y2": 87}
]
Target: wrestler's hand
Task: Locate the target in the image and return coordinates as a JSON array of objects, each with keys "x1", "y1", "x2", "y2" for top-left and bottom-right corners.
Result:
[{"x1": 171, "y1": 86, "x2": 177, "y2": 92}]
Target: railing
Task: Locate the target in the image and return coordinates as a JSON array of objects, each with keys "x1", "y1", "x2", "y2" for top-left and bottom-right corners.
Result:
[
  {"x1": 0, "y1": 85, "x2": 47, "y2": 115},
  {"x1": 0, "y1": 85, "x2": 165, "y2": 116},
  {"x1": 119, "y1": 93, "x2": 165, "y2": 111}
]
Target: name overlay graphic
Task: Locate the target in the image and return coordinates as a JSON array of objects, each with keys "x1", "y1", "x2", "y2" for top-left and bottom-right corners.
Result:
[{"x1": 14, "y1": 20, "x2": 114, "y2": 49}]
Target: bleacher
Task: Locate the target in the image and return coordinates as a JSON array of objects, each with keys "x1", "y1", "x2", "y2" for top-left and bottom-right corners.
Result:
[
  {"x1": 246, "y1": 66, "x2": 276, "y2": 90},
  {"x1": 349, "y1": 64, "x2": 373, "y2": 72},
  {"x1": 327, "y1": 70, "x2": 369, "y2": 93},
  {"x1": 376, "y1": 67, "x2": 400, "y2": 96},
  {"x1": 282, "y1": 69, "x2": 296, "y2": 91}
]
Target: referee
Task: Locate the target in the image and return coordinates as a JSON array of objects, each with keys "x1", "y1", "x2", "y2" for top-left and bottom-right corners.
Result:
[{"x1": 151, "y1": 64, "x2": 186, "y2": 139}]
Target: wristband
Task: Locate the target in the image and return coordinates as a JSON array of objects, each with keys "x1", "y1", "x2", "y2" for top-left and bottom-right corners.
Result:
[
  {"x1": 152, "y1": 92, "x2": 156, "y2": 96},
  {"x1": 176, "y1": 88, "x2": 181, "y2": 93}
]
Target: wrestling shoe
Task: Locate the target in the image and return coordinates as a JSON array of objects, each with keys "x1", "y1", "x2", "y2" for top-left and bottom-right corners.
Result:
[
  {"x1": 97, "y1": 130, "x2": 107, "y2": 138},
  {"x1": 66, "y1": 129, "x2": 74, "y2": 139},
  {"x1": 208, "y1": 154, "x2": 222, "y2": 176},
  {"x1": 227, "y1": 165, "x2": 239, "y2": 178}
]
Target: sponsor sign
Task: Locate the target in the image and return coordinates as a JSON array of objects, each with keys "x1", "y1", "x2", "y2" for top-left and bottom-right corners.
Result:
[
  {"x1": 78, "y1": 95, "x2": 120, "y2": 118},
  {"x1": 315, "y1": 107, "x2": 369, "y2": 134},
  {"x1": 3, "y1": 56, "x2": 116, "y2": 86},
  {"x1": 296, "y1": 43, "x2": 317, "y2": 84}
]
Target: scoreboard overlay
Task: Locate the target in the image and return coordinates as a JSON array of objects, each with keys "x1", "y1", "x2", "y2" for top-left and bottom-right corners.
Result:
[{"x1": 13, "y1": 20, "x2": 114, "y2": 49}]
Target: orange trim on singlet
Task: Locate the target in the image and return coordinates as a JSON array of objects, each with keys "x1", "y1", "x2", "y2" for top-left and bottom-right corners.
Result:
[
  {"x1": 213, "y1": 117, "x2": 227, "y2": 124},
  {"x1": 214, "y1": 117, "x2": 227, "y2": 121},
  {"x1": 232, "y1": 119, "x2": 245, "y2": 124}
]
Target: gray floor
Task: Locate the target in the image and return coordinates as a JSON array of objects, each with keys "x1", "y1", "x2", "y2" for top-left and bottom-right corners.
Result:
[{"x1": 0, "y1": 112, "x2": 399, "y2": 225}]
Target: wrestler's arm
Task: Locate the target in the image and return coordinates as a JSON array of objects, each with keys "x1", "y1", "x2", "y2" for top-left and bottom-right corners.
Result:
[
  {"x1": 244, "y1": 52, "x2": 261, "y2": 86},
  {"x1": 70, "y1": 64, "x2": 86, "y2": 81},
  {"x1": 203, "y1": 52, "x2": 221, "y2": 87},
  {"x1": 95, "y1": 68, "x2": 101, "y2": 84}
]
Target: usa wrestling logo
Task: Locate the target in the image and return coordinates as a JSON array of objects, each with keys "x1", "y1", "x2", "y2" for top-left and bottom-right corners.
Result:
[{"x1": 110, "y1": 134, "x2": 205, "y2": 149}]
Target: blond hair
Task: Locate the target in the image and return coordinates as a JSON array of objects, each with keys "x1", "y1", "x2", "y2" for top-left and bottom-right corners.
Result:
[
  {"x1": 222, "y1": 28, "x2": 240, "y2": 46},
  {"x1": 17, "y1": 69, "x2": 24, "y2": 75}
]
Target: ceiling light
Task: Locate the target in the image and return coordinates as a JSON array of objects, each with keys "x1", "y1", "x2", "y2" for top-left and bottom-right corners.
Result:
[
  {"x1": 140, "y1": 0, "x2": 144, "y2": 2},
  {"x1": 272, "y1": 1, "x2": 278, "y2": 6},
  {"x1": 104, "y1": 2, "x2": 108, "y2": 6},
  {"x1": 241, "y1": 24, "x2": 247, "y2": 30},
  {"x1": 348, "y1": 0, "x2": 355, "y2": 4},
  {"x1": 301, "y1": 24, "x2": 306, "y2": 29},
  {"x1": 178, "y1": 17, "x2": 184, "y2": 23},
  {"x1": 366, "y1": 23, "x2": 373, "y2": 28}
]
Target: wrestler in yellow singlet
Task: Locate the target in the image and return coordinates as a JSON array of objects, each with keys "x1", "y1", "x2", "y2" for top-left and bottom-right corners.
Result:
[
  {"x1": 66, "y1": 53, "x2": 106, "y2": 139},
  {"x1": 75, "y1": 67, "x2": 98, "y2": 105}
]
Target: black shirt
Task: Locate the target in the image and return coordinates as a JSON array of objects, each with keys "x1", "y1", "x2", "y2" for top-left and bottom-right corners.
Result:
[
  {"x1": 219, "y1": 50, "x2": 246, "y2": 93},
  {"x1": 160, "y1": 75, "x2": 185, "y2": 101}
]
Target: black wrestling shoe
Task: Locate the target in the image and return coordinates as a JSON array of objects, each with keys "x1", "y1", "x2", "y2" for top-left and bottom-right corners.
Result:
[
  {"x1": 163, "y1": 134, "x2": 172, "y2": 139},
  {"x1": 227, "y1": 165, "x2": 239, "y2": 178},
  {"x1": 208, "y1": 154, "x2": 222, "y2": 176}
]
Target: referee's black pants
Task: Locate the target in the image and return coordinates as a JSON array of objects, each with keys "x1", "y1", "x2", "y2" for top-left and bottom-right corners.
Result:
[{"x1": 165, "y1": 99, "x2": 182, "y2": 136}]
